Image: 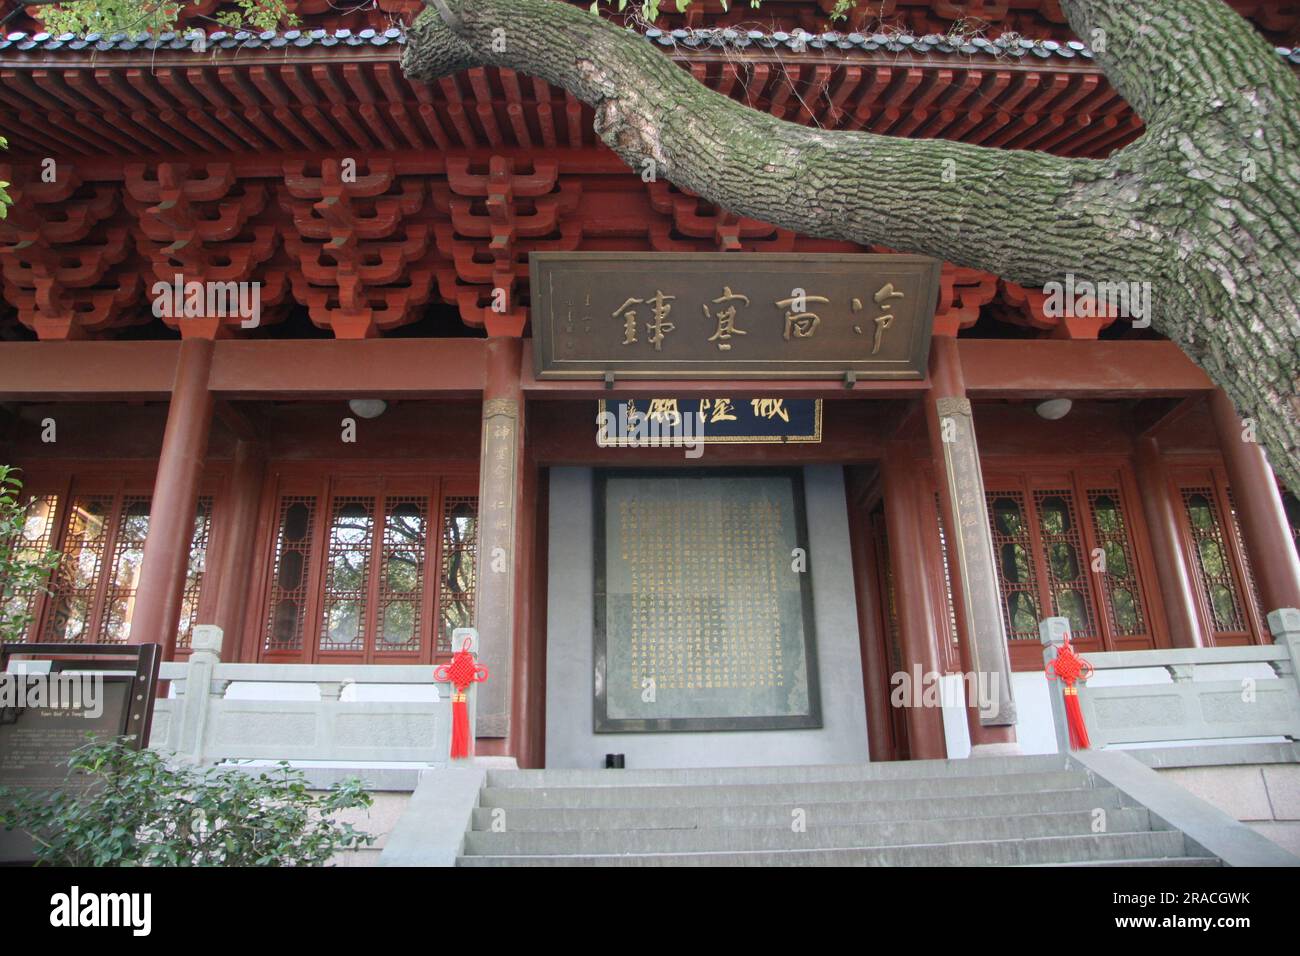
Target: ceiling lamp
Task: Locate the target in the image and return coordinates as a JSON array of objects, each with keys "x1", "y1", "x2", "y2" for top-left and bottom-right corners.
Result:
[
  {"x1": 347, "y1": 399, "x2": 388, "y2": 420},
  {"x1": 1035, "y1": 398, "x2": 1073, "y2": 421}
]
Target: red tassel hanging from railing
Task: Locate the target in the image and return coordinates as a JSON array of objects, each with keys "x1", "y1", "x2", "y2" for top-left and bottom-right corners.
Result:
[
  {"x1": 1046, "y1": 633, "x2": 1094, "y2": 750},
  {"x1": 434, "y1": 637, "x2": 489, "y2": 760},
  {"x1": 1062, "y1": 685, "x2": 1090, "y2": 750}
]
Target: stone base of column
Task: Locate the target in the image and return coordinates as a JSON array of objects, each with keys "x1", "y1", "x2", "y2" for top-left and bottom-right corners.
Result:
[
  {"x1": 470, "y1": 756, "x2": 520, "y2": 770},
  {"x1": 968, "y1": 741, "x2": 1024, "y2": 758}
]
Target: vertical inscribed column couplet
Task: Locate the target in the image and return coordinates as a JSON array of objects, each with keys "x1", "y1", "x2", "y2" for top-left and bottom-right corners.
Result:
[
  {"x1": 474, "y1": 393, "x2": 521, "y2": 739},
  {"x1": 929, "y1": 390, "x2": 1018, "y2": 730}
]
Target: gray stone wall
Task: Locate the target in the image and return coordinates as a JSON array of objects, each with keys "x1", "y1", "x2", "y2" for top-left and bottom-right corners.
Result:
[{"x1": 1154, "y1": 757, "x2": 1300, "y2": 856}]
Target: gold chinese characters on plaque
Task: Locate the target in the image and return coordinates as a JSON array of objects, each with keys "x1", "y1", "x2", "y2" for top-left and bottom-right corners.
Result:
[{"x1": 530, "y1": 252, "x2": 941, "y2": 380}]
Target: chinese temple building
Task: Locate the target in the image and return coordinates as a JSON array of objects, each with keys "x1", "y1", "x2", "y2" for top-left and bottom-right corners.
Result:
[{"x1": 1, "y1": 0, "x2": 1300, "y2": 778}]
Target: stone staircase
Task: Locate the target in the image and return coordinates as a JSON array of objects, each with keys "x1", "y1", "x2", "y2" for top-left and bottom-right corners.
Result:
[{"x1": 456, "y1": 754, "x2": 1221, "y2": 866}]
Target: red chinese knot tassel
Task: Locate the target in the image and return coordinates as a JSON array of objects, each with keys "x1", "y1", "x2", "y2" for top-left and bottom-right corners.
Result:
[
  {"x1": 434, "y1": 637, "x2": 489, "y2": 760},
  {"x1": 1045, "y1": 634, "x2": 1094, "y2": 750}
]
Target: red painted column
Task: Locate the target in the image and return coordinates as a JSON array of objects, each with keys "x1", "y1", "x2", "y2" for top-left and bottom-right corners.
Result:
[
  {"x1": 923, "y1": 337, "x2": 1017, "y2": 749},
  {"x1": 1134, "y1": 435, "x2": 1203, "y2": 648},
  {"x1": 474, "y1": 337, "x2": 526, "y2": 746},
  {"x1": 1210, "y1": 389, "x2": 1300, "y2": 615},
  {"x1": 210, "y1": 439, "x2": 266, "y2": 661},
  {"x1": 848, "y1": 495, "x2": 897, "y2": 761},
  {"x1": 129, "y1": 338, "x2": 215, "y2": 656},
  {"x1": 882, "y1": 442, "x2": 948, "y2": 760}
]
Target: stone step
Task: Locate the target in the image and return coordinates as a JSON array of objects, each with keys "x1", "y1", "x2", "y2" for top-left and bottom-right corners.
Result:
[
  {"x1": 1028, "y1": 857, "x2": 1222, "y2": 867},
  {"x1": 463, "y1": 807, "x2": 1154, "y2": 855},
  {"x1": 479, "y1": 769, "x2": 1095, "y2": 808},
  {"x1": 471, "y1": 786, "x2": 1131, "y2": 832},
  {"x1": 485, "y1": 754, "x2": 1071, "y2": 789},
  {"x1": 456, "y1": 830, "x2": 1190, "y2": 867}
]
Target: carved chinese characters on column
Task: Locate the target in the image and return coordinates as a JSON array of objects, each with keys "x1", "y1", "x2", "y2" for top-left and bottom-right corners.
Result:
[
  {"x1": 936, "y1": 397, "x2": 1017, "y2": 726},
  {"x1": 532, "y1": 253, "x2": 940, "y2": 380},
  {"x1": 473, "y1": 397, "x2": 518, "y2": 739}
]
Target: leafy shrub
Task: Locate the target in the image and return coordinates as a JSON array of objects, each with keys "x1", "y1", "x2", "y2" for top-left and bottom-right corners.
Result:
[{"x1": 0, "y1": 739, "x2": 375, "y2": 866}]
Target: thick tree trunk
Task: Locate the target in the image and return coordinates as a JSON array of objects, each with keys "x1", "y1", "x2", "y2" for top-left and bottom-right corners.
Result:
[{"x1": 403, "y1": 0, "x2": 1300, "y2": 489}]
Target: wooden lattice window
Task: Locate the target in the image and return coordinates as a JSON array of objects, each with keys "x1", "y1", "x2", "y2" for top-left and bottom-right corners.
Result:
[
  {"x1": 378, "y1": 497, "x2": 428, "y2": 653},
  {"x1": 176, "y1": 498, "x2": 213, "y2": 651},
  {"x1": 264, "y1": 496, "x2": 318, "y2": 655},
  {"x1": 257, "y1": 475, "x2": 476, "y2": 663},
  {"x1": 982, "y1": 468, "x2": 1158, "y2": 666},
  {"x1": 1181, "y1": 485, "x2": 1250, "y2": 639},
  {"x1": 438, "y1": 495, "x2": 478, "y2": 654},
  {"x1": 99, "y1": 496, "x2": 151, "y2": 642},
  {"x1": 319, "y1": 497, "x2": 375, "y2": 653},
  {"x1": 1226, "y1": 488, "x2": 1264, "y2": 626},
  {"x1": 43, "y1": 494, "x2": 113, "y2": 642},
  {"x1": 1032, "y1": 489, "x2": 1099, "y2": 640},
  {"x1": 25, "y1": 479, "x2": 213, "y2": 647},
  {"x1": 986, "y1": 490, "x2": 1042, "y2": 640},
  {"x1": 0, "y1": 492, "x2": 60, "y2": 641},
  {"x1": 1086, "y1": 489, "x2": 1147, "y2": 638}
]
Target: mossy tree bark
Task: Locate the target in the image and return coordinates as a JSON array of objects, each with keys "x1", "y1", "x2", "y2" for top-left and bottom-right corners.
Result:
[{"x1": 403, "y1": 0, "x2": 1300, "y2": 488}]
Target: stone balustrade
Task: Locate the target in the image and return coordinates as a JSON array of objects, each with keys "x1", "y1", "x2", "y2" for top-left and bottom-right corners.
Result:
[
  {"x1": 149, "y1": 625, "x2": 474, "y2": 766},
  {"x1": 1040, "y1": 610, "x2": 1300, "y2": 750}
]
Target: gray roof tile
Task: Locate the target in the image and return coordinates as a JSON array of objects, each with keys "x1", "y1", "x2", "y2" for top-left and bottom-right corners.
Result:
[{"x1": 0, "y1": 25, "x2": 1291, "y2": 72}]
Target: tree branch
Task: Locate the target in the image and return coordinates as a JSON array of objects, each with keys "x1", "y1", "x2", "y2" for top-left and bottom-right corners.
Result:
[
  {"x1": 403, "y1": 0, "x2": 1300, "y2": 489},
  {"x1": 403, "y1": 0, "x2": 1136, "y2": 285}
]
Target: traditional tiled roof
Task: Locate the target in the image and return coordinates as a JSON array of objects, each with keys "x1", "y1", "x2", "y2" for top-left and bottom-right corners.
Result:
[
  {"x1": 648, "y1": 28, "x2": 1095, "y2": 59},
  {"x1": 1, "y1": 25, "x2": 1297, "y2": 67},
  {"x1": 2, "y1": 0, "x2": 1297, "y2": 46},
  {"x1": 0, "y1": 27, "x2": 406, "y2": 53}
]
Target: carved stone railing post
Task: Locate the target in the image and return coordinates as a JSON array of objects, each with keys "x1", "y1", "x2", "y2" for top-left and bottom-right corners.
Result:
[
  {"x1": 1039, "y1": 617, "x2": 1072, "y2": 754},
  {"x1": 454, "y1": 626, "x2": 480, "y2": 752},
  {"x1": 176, "y1": 624, "x2": 224, "y2": 764},
  {"x1": 1268, "y1": 609, "x2": 1300, "y2": 729}
]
